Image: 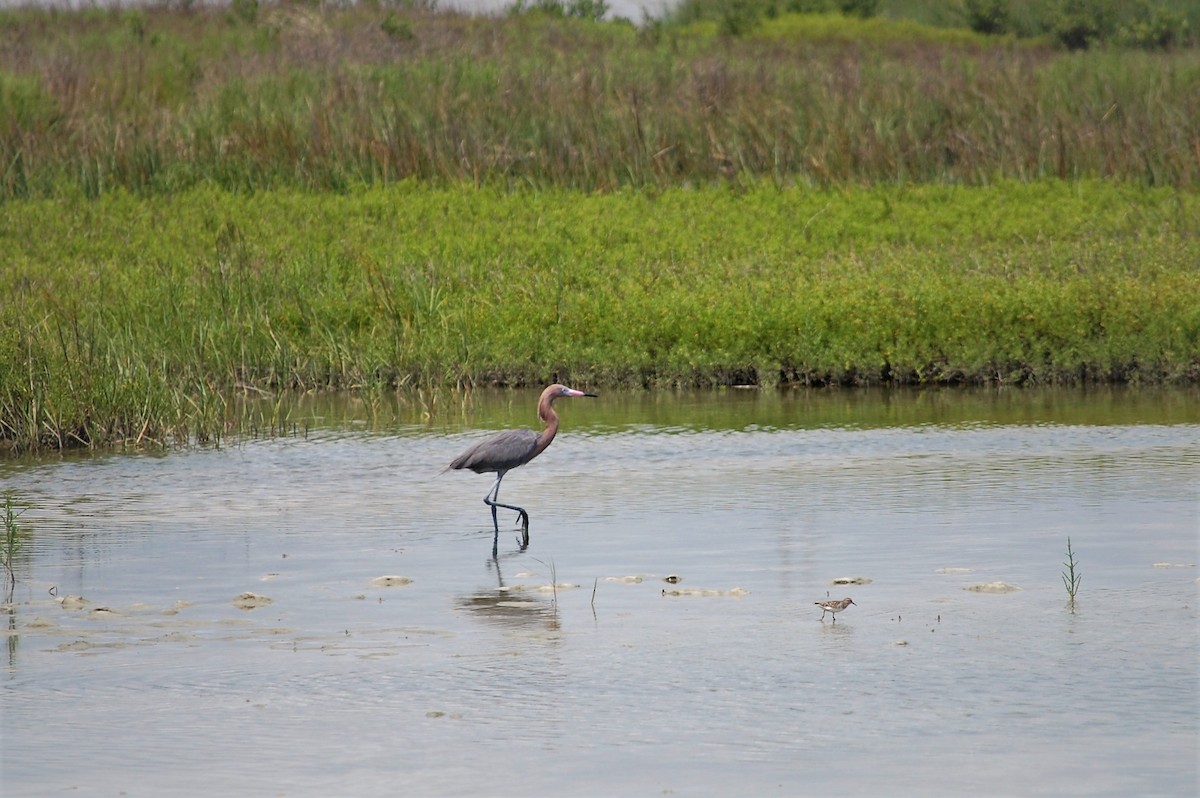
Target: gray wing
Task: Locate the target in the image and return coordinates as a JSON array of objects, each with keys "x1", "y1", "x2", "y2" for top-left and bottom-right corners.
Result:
[{"x1": 448, "y1": 428, "x2": 540, "y2": 474}]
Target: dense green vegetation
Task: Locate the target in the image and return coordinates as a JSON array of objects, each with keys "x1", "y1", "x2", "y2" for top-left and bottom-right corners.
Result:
[
  {"x1": 674, "y1": 0, "x2": 1199, "y2": 49},
  {"x1": 1, "y1": 3, "x2": 1198, "y2": 452},
  {"x1": 4, "y1": 181, "x2": 1198, "y2": 450}
]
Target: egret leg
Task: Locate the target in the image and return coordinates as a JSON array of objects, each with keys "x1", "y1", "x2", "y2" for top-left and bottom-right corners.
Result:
[
  {"x1": 483, "y1": 475, "x2": 503, "y2": 533},
  {"x1": 482, "y1": 474, "x2": 530, "y2": 550}
]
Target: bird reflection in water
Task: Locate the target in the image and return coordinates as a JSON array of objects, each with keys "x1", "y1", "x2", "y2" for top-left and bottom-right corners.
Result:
[{"x1": 456, "y1": 555, "x2": 562, "y2": 633}]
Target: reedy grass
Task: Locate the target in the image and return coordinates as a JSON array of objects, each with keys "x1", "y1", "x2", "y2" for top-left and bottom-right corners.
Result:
[
  {"x1": 1061, "y1": 536, "x2": 1080, "y2": 610},
  {"x1": 2, "y1": 180, "x2": 1198, "y2": 452},
  {"x1": 1, "y1": 4, "x2": 1198, "y2": 198},
  {"x1": 2, "y1": 4, "x2": 1198, "y2": 452},
  {"x1": 2, "y1": 493, "x2": 22, "y2": 604}
]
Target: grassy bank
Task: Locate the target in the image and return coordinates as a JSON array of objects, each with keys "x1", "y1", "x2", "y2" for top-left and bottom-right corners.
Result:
[
  {"x1": 2, "y1": 4, "x2": 1198, "y2": 452},
  {"x1": 3, "y1": 180, "x2": 1198, "y2": 451},
  {"x1": 1, "y1": 4, "x2": 1198, "y2": 197}
]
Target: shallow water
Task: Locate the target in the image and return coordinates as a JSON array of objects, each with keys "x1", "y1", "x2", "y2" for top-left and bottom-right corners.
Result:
[{"x1": 2, "y1": 387, "x2": 1198, "y2": 797}]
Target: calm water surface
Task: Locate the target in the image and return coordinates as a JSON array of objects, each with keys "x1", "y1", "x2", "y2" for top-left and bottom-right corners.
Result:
[{"x1": 2, "y1": 387, "x2": 1197, "y2": 797}]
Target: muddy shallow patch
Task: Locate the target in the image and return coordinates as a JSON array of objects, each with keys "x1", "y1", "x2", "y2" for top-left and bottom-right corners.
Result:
[
  {"x1": 661, "y1": 586, "x2": 749, "y2": 598},
  {"x1": 232, "y1": 592, "x2": 274, "y2": 609},
  {"x1": 964, "y1": 581, "x2": 1022, "y2": 594},
  {"x1": 369, "y1": 575, "x2": 414, "y2": 587}
]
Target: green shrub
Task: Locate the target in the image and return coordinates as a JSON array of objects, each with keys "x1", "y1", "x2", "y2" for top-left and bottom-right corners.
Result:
[
  {"x1": 838, "y1": 0, "x2": 880, "y2": 18},
  {"x1": 964, "y1": 0, "x2": 1010, "y2": 35},
  {"x1": 716, "y1": 0, "x2": 762, "y2": 35},
  {"x1": 230, "y1": 0, "x2": 259, "y2": 24},
  {"x1": 381, "y1": 11, "x2": 415, "y2": 40},
  {"x1": 1053, "y1": 0, "x2": 1114, "y2": 49},
  {"x1": 1116, "y1": 3, "x2": 1190, "y2": 49}
]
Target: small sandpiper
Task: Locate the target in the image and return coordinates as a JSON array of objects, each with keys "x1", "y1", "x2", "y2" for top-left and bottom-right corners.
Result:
[{"x1": 815, "y1": 597, "x2": 856, "y2": 622}]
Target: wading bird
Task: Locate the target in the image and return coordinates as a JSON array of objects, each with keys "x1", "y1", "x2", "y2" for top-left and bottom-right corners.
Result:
[
  {"x1": 815, "y1": 597, "x2": 856, "y2": 622},
  {"x1": 448, "y1": 384, "x2": 596, "y2": 554}
]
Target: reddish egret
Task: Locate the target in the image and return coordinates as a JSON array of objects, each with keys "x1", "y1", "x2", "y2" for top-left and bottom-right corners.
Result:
[
  {"x1": 448, "y1": 383, "x2": 596, "y2": 553},
  {"x1": 815, "y1": 597, "x2": 856, "y2": 622}
]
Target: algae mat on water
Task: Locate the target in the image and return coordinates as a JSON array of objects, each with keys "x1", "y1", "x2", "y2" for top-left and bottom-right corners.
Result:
[{"x1": 2, "y1": 180, "x2": 1199, "y2": 451}]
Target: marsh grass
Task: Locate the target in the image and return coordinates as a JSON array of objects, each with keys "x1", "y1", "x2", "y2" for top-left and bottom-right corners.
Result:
[
  {"x1": 2, "y1": 493, "x2": 22, "y2": 604},
  {"x1": 3, "y1": 180, "x2": 1198, "y2": 452},
  {"x1": 1061, "y1": 536, "x2": 1081, "y2": 610},
  {"x1": 533, "y1": 557, "x2": 561, "y2": 619},
  {"x1": 1, "y1": 5, "x2": 1198, "y2": 198},
  {"x1": 2, "y1": 4, "x2": 1199, "y2": 452}
]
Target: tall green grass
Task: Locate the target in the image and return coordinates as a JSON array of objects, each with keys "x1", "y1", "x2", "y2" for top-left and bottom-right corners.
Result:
[
  {"x1": 2, "y1": 5, "x2": 1198, "y2": 453},
  {"x1": 1, "y1": 4, "x2": 1197, "y2": 198},
  {"x1": 3, "y1": 180, "x2": 1198, "y2": 452}
]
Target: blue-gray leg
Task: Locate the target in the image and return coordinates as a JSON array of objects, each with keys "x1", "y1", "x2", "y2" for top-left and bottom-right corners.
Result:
[{"x1": 483, "y1": 473, "x2": 529, "y2": 555}]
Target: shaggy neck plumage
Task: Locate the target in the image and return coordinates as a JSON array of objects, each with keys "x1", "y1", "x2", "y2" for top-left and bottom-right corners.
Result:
[{"x1": 531, "y1": 385, "x2": 564, "y2": 460}]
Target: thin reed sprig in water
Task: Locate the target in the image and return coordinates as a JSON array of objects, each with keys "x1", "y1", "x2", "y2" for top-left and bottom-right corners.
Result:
[
  {"x1": 2, "y1": 493, "x2": 23, "y2": 604},
  {"x1": 1061, "y1": 537, "x2": 1081, "y2": 611}
]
